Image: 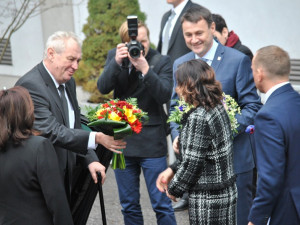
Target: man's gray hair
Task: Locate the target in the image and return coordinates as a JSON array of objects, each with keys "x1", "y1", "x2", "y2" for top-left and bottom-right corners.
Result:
[{"x1": 43, "y1": 31, "x2": 82, "y2": 59}]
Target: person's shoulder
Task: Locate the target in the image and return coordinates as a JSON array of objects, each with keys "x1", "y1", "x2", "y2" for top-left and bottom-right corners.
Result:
[
  {"x1": 237, "y1": 44, "x2": 253, "y2": 59},
  {"x1": 15, "y1": 62, "x2": 44, "y2": 88},
  {"x1": 148, "y1": 48, "x2": 169, "y2": 61},
  {"x1": 26, "y1": 135, "x2": 49, "y2": 145},
  {"x1": 108, "y1": 48, "x2": 117, "y2": 55},
  {"x1": 17, "y1": 62, "x2": 41, "y2": 81},
  {"x1": 189, "y1": 1, "x2": 203, "y2": 8},
  {"x1": 174, "y1": 51, "x2": 194, "y2": 67},
  {"x1": 188, "y1": 107, "x2": 207, "y2": 120},
  {"x1": 220, "y1": 45, "x2": 251, "y2": 63}
]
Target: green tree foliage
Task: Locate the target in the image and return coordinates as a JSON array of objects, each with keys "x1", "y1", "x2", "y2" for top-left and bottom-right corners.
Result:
[{"x1": 74, "y1": 0, "x2": 146, "y2": 103}]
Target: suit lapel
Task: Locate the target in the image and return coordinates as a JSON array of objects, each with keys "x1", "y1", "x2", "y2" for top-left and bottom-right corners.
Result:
[
  {"x1": 211, "y1": 44, "x2": 225, "y2": 73},
  {"x1": 162, "y1": 11, "x2": 171, "y2": 28},
  {"x1": 37, "y1": 62, "x2": 69, "y2": 126},
  {"x1": 168, "y1": 1, "x2": 192, "y2": 50},
  {"x1": 65, "y1": 81, "x2": 81, "y2": 129}
]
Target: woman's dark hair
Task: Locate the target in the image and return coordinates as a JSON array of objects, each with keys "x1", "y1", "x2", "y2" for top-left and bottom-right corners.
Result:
[
  {"x1": 0, "y1": 86, "x2": 38, "y2": 151},
  {"x1": 176, "y1": 59, "x2": 223, "y2": 110}
]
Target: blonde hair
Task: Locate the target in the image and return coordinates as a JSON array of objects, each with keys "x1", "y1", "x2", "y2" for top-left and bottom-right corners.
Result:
[{"x1": 119, "y1": 20, "x2": 150, "y2": 43}]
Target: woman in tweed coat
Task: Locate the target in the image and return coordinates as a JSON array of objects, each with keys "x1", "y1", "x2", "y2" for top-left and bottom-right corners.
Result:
[{"x1": 157, "y1": 59, "x2": 237, "y2": 225}]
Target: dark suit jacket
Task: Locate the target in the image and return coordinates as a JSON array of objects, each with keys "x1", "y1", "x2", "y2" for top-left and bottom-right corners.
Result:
[
  {"x1": 157, "y1": 0, "x2": 201, "y2": 64},
  {"x1": 0, "y1": 136, "x2": 73, "y2": 225},
  {"x1": 97, "y1": 48, "x2": 173, "y2": 157},
  {"x1": 15, "y1": 62, "x2": 98, "y2": 194},
  {"x1": 170, "y1": 44, "x2": 262, "y2": 174},
  {"x1": 232, "y1": 39, "x2": 253, "y2": 60},
  {"x1": 248, "y1": 83, "x2": 300, "y2": 225}
]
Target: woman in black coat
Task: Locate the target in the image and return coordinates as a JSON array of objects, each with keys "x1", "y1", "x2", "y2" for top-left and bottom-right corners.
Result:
[{"x1": 0, "y1": 86, "x2": 73, "y2": 225}]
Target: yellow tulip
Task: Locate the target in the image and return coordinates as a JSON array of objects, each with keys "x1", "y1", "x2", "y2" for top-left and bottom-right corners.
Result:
[
  {"x1": 124, "y1": 107, "x2": 137, "y2": 123},
  {"x1": 109, "y1": 111, "x2": 121, "y2": 121}
]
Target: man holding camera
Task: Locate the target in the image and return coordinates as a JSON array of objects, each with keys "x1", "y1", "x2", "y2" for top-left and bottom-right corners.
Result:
[{"x1": 97, "y1": 18, "x2": 176, "y2": 225}]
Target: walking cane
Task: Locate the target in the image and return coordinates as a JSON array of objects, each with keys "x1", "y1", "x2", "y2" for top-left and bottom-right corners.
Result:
[{"x1": 97, "y1": 172, "x2": 107, "y2": 225}]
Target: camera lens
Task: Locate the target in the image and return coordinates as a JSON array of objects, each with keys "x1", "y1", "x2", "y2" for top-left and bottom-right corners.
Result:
[{"x1": 129, "y1": 46, "x2": 141, "y2": 58}]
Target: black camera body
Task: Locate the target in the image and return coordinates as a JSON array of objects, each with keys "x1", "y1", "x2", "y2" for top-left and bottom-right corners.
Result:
[{"x1": 126, "y1": 15, "x2": 144, "y2": 58}]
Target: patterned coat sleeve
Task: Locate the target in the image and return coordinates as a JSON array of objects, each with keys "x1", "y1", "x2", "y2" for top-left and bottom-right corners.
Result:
[{"x1": 168, "y1": 112, "x2": 211, "y2": 198}]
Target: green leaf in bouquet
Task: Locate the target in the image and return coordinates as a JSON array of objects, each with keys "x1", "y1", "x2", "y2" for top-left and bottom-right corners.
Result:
[
  {"x1": 141, "y1": 114, "x2": 149, "y2": 124},
  {"x1": 113, "y1": 124, "x2": 133, "y2": 140},
  {"x1": 87, "y1": 118, "x2": 127, "y2": 135},
  {"x1": 125, "y1": 97, "x2": 138, "y2": 106}
]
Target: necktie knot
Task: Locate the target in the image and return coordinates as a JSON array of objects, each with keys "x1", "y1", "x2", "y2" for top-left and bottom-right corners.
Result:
[{"x1": 58, "y1": 84, "x2": 65, "y2": 94}]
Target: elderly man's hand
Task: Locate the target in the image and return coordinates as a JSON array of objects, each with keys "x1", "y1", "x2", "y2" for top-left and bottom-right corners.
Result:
[
  {"x1": 96, "y1": 132, "x2": 126, "y2": 153},
  {"x1": 88, "y1": 162, "x2": 106, "y2": 184}
]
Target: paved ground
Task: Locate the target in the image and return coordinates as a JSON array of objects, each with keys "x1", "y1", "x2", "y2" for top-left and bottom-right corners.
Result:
[{"x1": 87, "y1": 167, "x2": 189, "y2": 225}]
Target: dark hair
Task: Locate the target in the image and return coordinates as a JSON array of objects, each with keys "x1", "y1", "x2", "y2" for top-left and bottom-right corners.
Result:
[
  {"x1": 254, "y1": 45, "x2": 290, "y2": 78},
  {"x1": 212, "y1": 14, "x2": 227, "y2": 33},
  {"x1": 181, "y1": 5, "x2": 213, "y2": 27},
  {"x1": 0, "y1": 86, "x2": 39, "y2": 151},
  {"x1": 176, "y1": 59, "x2": 223, "y2": 110}
]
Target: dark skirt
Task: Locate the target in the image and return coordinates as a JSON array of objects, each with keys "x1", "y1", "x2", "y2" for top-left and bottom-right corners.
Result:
[{"x1": 188, "y1": 184, "x2": 237, "y2": 225}]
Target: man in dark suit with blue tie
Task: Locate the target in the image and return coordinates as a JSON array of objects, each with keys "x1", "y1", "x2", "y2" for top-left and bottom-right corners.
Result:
[
  {"x1": 169, "y1": 6, "x2": 262, "y2": 224},
  {"x1": 248, "y1": 46, "x2": 300, "y2": 225}
]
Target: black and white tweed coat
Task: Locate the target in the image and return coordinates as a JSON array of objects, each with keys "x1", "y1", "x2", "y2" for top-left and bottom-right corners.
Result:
[{"x1": 168, "y1": 104, "x2": 236, "y2": 197}]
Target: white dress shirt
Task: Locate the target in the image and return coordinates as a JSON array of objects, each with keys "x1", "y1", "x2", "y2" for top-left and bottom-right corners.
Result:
[
  {"x1": 43, "y1": 62, "x2": 97, "y2": 150},
  {"x1": 162, "y1": 0, "x2": 189, "y2": 42}
]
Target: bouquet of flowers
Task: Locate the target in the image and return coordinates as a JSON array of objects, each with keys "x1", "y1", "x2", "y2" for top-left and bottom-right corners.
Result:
[
  {"x1": 221, "y1": 93, "x2": 241, "y2": 134},
  {"x1": 168, "y1": 93, "x2": 241, "y2": 134},
  {"x1": 86, "y1": 98, "x2": 148, "y2": 169},
  {"x1": 167, "y1": 99, "x2": 194, "y2": 130}
]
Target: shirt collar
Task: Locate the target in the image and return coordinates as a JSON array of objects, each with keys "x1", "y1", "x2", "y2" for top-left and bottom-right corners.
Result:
[
  {"x1": 173, "y1": 0, "x2": 188, "y2": 15},
  {"x1": 42, "y1": 61, "x2": 65, "y2": 89},
  {"x1": 195, "y1": 39, "x2": 219, "y2": 65},
  {"x1": 264, "y1": 82, "x2": 290, "y2": 103}
]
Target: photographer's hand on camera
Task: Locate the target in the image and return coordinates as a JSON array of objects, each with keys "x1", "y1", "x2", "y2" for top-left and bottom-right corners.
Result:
[
  {"x1": 128, "y1": 50, "x2": 149, "y2": 75},
  {"x1": 115, "y1": 43, "x2": 128, "y2": 65}
]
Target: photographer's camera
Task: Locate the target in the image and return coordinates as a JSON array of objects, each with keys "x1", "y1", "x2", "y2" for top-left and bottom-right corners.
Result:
[{"x1": 126, "y1": 15, "x2": 144, "y2": 58}]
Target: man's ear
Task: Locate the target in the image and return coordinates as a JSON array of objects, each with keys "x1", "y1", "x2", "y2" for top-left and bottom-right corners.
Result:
[
  {"x1": 47, "y1": 47, "x2": 55, "y2": 61},
  {"x1": 257, "y1": 68, "x2": 264, "y2": 82},
  {"x1": 210, "y1": 21, "x2": 216, "y2": 33}
]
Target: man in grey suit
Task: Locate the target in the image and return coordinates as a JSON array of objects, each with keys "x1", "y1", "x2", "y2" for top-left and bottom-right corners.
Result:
[
  {"x1": 15, "y1": 31, "x2": 126, "y2": 203},
  {"x1": 157, "y1": 0, "x2": 202, "y2": 211},
  {"x1": 157, "y1": 0, "x2": 201, "y2": 65},
  {"x1": 169, "y1": 6, "x2": 262, "y2": 224}
]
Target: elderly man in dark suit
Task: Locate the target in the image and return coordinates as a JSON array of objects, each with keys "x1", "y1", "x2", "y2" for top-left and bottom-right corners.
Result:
[
  {"x1": 248, "y1": 46, "x2": 300, "y2": 225},
  {"x1": 169, "y1": 6, "x2": 262, "y2": 225},
  {"x1": 15, "y1": 31, "x2": 126, "y2": 204},
  {"x1": 98, "y1": 20, "x2": 176, "y2": 225}
]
